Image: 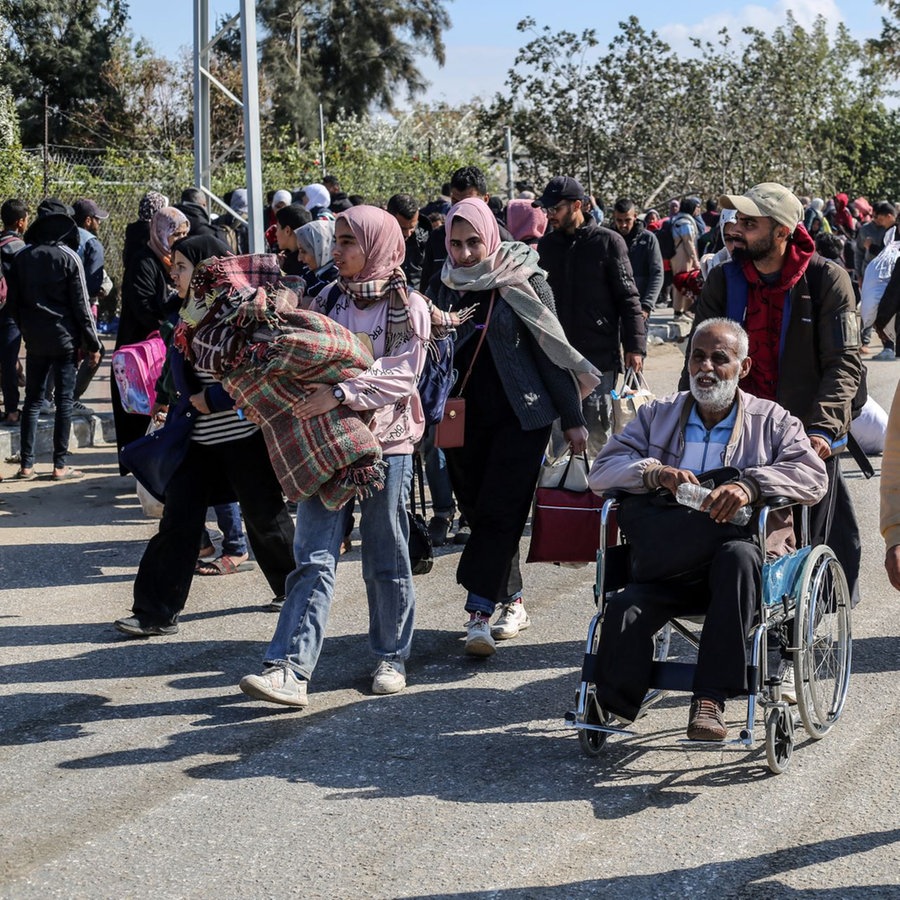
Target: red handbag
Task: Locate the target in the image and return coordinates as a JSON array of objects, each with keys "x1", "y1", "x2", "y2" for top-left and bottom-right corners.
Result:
[{"x1": 527, "y1": 484, "x2": 615, "y2": 565}]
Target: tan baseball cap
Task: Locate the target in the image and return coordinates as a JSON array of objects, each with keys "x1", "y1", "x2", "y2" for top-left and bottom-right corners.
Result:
[{"x1": 719, "y1": 182, "x2": 804, "y2": 231}]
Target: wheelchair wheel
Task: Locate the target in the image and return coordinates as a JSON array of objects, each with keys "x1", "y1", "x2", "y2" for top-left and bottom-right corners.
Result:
[
  {"x1": 577, "y1": 688, "x2": 610, "y2": 758},
  {"x1": 765, "y1": 706, "x2": 794, "y2": 774},
  {"x1": 792, "y1": 545, "x2": 852, "y2": 739}
]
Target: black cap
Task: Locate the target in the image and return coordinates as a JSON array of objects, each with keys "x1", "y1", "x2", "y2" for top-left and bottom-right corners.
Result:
[
  {"x1": 72, "y1": 198, "x2": 109, "y2": 221},
  {"x1": 533, "y1": 176, "x2": 586, "y2": 208},
  {"x1": 37, "y1": 197, "x2": 75, "y2": 218}
]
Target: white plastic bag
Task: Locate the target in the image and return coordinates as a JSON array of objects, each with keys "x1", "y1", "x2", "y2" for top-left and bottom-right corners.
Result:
[
  {"x1": 850, "y1": 396, "x2": 888, "y2": 455},
  {"x1": 538, "y1": 451, "x2": 591, "y2": 492},
  {"x1": 861, "y1": 226, "x2": 900, "y2": 328},
  {"x1": 611, "y1": 368, "x2": 655, "y2": 434}
]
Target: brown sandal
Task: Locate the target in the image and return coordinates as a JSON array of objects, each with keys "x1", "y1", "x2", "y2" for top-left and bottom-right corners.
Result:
[{"x1": 195, "y1": 555, "x2": 255, "y2": 576}]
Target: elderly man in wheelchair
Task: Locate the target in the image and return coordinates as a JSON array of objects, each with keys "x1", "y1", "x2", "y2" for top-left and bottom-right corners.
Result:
[{"x1": 585, "y1": 317, "x2": 831, "y2": 748}]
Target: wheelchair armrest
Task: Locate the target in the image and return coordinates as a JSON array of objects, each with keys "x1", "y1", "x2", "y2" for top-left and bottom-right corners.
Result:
[
  {"x1": 761, "y1": 496, "x2": 796, "y2": 510},
  {"x1": 599, "y1": 489, "x2": 631, "y2": 502}
]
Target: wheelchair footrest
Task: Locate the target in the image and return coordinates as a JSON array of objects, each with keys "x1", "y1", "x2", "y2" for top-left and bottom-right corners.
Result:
[{"x1": 650, "y1": 661, "x2": 696, "y2": 692}]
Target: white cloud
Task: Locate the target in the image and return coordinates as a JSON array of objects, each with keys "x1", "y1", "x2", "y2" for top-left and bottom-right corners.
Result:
[{"x1": 657, "y1": 0, "x2": 845, "y2": 52}]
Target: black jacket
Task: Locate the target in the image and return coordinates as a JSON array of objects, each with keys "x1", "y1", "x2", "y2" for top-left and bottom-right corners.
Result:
[
  {"x1": 622, "y1": 220, "x2": 664, "y2": 313},
  {"x1": 427, "y1": 273, "x2": 586, "y2": 432},
  {"x1": 117, "y1": 244, "x2": 177, "y2": 349},
  {"x1": 7, "y1": 216, "x2": 101, "y2": 357},
  {"x1": 537, "y1": 219, "x2": 646, "y2": 373}
]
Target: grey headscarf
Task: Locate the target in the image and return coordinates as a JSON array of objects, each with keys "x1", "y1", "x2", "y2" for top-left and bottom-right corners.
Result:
[{"x1": 295, "y1": 219, "x2": 336, "y2": 271}]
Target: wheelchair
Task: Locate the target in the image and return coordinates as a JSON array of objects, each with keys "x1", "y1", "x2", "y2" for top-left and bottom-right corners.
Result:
[{"x1": 565, "y1": 495, "x2": 852, "y2": 774}]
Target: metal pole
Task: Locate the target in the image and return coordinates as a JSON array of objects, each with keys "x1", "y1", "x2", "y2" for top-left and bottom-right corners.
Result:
[
  {"x1": 505, "y1": 126, "x2": 513, "y2": 201},
  {"x1": 193, "y1": 0, "x2": 210, "y2": 192},
  {"x1": 586, "y1": 140, "x2": 594, "y2": 201},
  {"x1": 319, "y1": 103, "x2": 327, "y2": 177},
  {"x1": 43, "y1": 90, "x2": 49, "y2": 197},
  {"x1": 240, "y1": 0, "x2": 265, "y2": 253}
]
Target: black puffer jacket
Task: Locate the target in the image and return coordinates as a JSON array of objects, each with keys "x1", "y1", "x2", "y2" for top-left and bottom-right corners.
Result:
[
  {"x1": 7, "y1": 214, "x2": 101, "y2": 357},
  {"x1": 537, "y1": 219, "x2": 646, "y2": 373},
  {"x1": 622, "y1": 220, "x2": 664, "y2": 313}
]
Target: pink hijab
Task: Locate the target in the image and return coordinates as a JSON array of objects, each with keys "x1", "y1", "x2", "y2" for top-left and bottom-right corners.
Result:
[
  {"x1": 336, "y1": 205, "x2": 405, "y2": 282},
  {"x1": 506, "y1": 199, "x2": 547, "y2": 245},
  {"x1": 148, "y1": 207, "x2": 188, "y2": 267},
  {"x1": 444, "y1": 198, "x2": 501, "y2": 264}
]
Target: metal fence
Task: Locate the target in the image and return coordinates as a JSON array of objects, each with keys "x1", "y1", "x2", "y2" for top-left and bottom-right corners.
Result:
[{"x1": 1, "y1": 146, "x2": 196, "y2": 293}]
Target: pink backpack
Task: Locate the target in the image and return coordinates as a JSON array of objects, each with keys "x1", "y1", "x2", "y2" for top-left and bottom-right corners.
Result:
[{"x1": 112, "y1": 331, "x2": 167, "y2": 415}]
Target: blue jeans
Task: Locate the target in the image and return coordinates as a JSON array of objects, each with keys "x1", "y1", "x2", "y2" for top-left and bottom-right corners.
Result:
[
  {"x1": 265, "y1": 454, "x2": 416, "y2": 680},
  {"x1": 20, "y1": 351, "x2": 76, "y2": 470},
  {"x1": 421, "y1": 425, "x2": 455, "y2": 519},
  {"x1": 213, "y1": 502, "x2": 248, "y2": 557}
]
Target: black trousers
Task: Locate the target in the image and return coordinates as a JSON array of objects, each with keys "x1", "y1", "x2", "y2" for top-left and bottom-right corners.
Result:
[
  {"x1": 445, "y1": 410, "x2": 550, "y2": 605},
  {"x1": 595, "y1": 539, "x2": 762, "y2": 723},
  {"x1": 808, "y1": 454, "x2": 861, "y2": 607},
  {"x1": 132, "y1": 430, "x2": 296, "y2": 624}
]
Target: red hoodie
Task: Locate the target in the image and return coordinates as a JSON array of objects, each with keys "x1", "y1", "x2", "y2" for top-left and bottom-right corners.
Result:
[
  {"x1": 834, "y1": 193, "x2": 855, "y2": 234},
  {"x1": 739, "y1": 224, "x2": 815, "y2": 401}
]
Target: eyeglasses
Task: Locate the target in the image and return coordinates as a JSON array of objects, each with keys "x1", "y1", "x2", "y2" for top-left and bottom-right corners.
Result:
[{"x1": 545, "y1": 201, "x2": 572, "y2": 215}]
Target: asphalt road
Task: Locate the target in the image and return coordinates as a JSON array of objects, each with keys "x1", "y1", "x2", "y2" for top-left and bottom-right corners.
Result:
[{"x1": 1, "y1": 338, "x2": 899, "y2": 899}]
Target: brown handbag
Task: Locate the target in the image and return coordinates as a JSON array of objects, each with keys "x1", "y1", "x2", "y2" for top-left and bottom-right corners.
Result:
[{"x1": 433, "y1": 292, "x2": 495, "y2": 449}]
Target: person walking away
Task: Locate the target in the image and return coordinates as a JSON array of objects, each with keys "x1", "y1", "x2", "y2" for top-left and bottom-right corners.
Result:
[
  {"x1": 0, "y1": 199, "x2": 27, "y2": 428},
  {"x1": 71, "y1": 198, "x2": 110, "y2": 408},
  {"x1": 6, "y1": 199, "x2": 101, "y2": 480}
]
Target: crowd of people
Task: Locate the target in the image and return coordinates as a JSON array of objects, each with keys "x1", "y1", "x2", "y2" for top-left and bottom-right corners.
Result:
[{"x1": 2, "y1": 165, "x2": 897, "y2": 741}]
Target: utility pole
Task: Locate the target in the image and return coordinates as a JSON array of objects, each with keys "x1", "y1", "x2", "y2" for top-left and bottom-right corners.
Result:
[
  {"x1": 43, "y1": 91, "x2": 49, "y2": 197},
  {"x1": 319, "y1": 103, "x2": 327, "y2": 176},
  {"x1": 505, "y1": 127, "x2": 514, "y2": 201},
  {"x1": 193, "y1": 0, "x2": 265, "y2": 251}
]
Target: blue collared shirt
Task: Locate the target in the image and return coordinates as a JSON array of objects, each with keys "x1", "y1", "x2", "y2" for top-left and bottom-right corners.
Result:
[{"x1": 681, "y1": 403, "x2": 738, "y2": 474}]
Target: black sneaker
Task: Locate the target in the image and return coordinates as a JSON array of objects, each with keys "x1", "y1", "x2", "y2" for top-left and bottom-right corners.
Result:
[
  {"x1": 114, "y1": 615, "x2": 179, "y2": 637},
  {"x1": 267, "y1": 595, "x2": 285, "y2": 612},
  {"x1": 453, "y1": 521, "x2": 471, "y2": 545},
  {"x1": 427, "y1": 515, "x2": 452, "y2": 547}
]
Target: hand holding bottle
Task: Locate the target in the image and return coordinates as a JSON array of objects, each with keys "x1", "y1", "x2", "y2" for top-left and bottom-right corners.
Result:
[{"x1": 676, "y1": 482, "x2": 753, "y2": 525}]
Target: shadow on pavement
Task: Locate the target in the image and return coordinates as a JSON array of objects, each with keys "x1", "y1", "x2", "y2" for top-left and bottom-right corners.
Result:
[{"x1": 402, "y1": 828, "x2": 900, "y2": 898}]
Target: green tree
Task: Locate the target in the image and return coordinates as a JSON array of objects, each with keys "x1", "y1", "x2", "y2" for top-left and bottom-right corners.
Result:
[
  {"x1": 257, "y1": 0, "x2": 451, "y2": 143},
  {"x1": 868, "y1": 0, "x2": 900, "y2": 73},
  {"x1": 0, "y1": 0, "x2": 131, "y2": 147},
  {"x1": 484, "y1": 14, "x2": 891, "y2": 205}
]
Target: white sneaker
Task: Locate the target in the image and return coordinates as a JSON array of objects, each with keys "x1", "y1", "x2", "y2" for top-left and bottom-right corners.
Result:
[
  {"x1": 372, "y1": 659, "x2": 406, "y2": 695},
  {"x1": 465, "y1": 615, "x2": 496, "y2": 657},
  {"x1": 491, "y1": 601, "x2": 531, "y2": 640},
  {"x1": 239, "y1": 665, "x2": 309, "y2": 707},
  {"x1": 779, "y1": 661, "x2": 797, "y2": 704}
]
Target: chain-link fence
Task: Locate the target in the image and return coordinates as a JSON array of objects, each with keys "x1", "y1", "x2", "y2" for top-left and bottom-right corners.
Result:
[
  {"x1": 0, "y1": 136, "x2": 492, "y2": 322},
  {"x1": 2, "y1": 146, "x2": 193, "y2": 295}
]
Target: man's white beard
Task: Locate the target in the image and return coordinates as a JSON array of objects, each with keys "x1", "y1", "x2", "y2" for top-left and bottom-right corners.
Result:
[{"x1": 690, "y1": 370, "x2": 740, "y2": 412}]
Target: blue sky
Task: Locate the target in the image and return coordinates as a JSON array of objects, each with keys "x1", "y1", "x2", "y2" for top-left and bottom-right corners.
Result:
[{"x1": 129, "y1": 0, "x2": 889, "y2": 107}]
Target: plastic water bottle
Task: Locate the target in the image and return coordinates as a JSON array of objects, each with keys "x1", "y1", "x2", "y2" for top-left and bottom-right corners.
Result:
[{"x1": 676, "y1": 482, "x2": 753, "y2": 526}]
